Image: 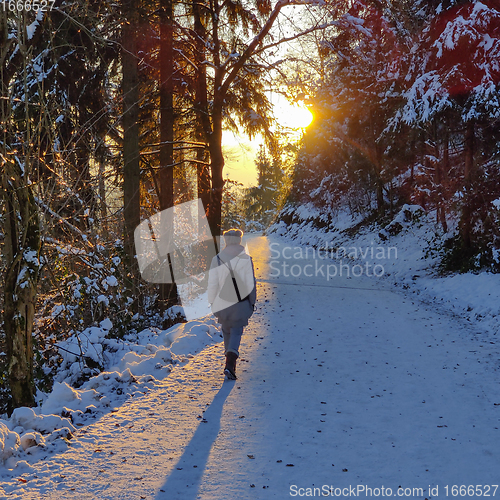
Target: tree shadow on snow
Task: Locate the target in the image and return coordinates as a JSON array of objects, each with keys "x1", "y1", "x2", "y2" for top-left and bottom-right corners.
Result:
[{"x1": 155, "y1": 380, "x2": 234, "y2": 499}]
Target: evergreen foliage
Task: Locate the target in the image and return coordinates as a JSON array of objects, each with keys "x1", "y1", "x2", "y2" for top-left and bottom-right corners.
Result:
[
  {"x1": 244, "y1": 145, "x2": 285, "y2": 228},
  {"x1": 284, "y1": 0, "x2": 500, "y2": 272}
]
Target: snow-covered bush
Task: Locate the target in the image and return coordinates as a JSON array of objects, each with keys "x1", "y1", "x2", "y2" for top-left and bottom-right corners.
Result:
[
  {"x1": 33, "y1": 239, "x2": 131, "y2": 394},
  {"x1": 0, "y1": 318, "x2": 221, "y2": 470}
]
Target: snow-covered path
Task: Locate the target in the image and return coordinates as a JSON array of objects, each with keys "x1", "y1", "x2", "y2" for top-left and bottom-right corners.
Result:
[{"x1": 3, "y1": 235, "x2": 500, "y2": 499}]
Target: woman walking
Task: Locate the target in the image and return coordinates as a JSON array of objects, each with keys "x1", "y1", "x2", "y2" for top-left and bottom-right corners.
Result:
[{"x1": 207, "y1": 229, "x2": 256, "y2": 380}]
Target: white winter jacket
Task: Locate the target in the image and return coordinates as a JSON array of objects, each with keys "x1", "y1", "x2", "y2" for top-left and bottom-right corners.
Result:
[{"x1": 207, "y1": 244, "x2": 256, "y2": 327}]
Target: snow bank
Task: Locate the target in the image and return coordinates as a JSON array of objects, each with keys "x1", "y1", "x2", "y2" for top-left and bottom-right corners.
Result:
[
  {"x1": 0, "y1": 316, "x2": 222, "y2": 470},
  {"x1": 53, "y1": 318, "x2": 219, "y2": 388},
  {"x1": 10, "y1": 407, "x2": 75, "y2": 436},
  {"x1": 0, "y1": 407, "x2": 75, "y2": 469},
  {"x1": 41, "y1": 382, "x2": 100, "y2": 415},
  {"x1": 0, "y1": 423, "x2": 20, "y2": 462},
  {"x1": 418, "y1": 272, "x2": 500, "y2": 331}
]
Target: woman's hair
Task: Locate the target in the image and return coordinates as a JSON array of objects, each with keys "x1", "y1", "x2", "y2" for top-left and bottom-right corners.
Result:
[{"x1": 223, "y1": 228, "x2": 243, "y2": 246}]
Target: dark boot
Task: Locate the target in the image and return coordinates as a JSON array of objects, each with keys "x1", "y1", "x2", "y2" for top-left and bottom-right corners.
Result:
[{"x1": 224, "y1": 352, "x2": 238, "y2": 380}]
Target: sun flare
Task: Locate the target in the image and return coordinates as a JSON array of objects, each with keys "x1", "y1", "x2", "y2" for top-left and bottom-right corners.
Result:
[
  {"x1": 289, "y1": 104, "x2": 314, "y2": 129},
  {"x1": 273, "y1": 100, "x2": 313, "y2": 130}
]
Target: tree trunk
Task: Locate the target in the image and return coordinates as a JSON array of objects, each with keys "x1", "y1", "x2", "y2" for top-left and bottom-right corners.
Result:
[
  {"x1": 0, "y1": 9, "x2": 8, "y2": 124},
  {"x1": 438, "y1": 127, "x2": 449, "y2": 232},
  {"x1": 98, "y1": 160, "x2": 109, "y2": 235},
  {"x1": 205, "y1": 0, "x2": 224, "y2": 239},
  {"x1": 464, "y1": 120, "x2": 475, "y2": 186},
  {"x1": 122, "y1": 0, "x2": 141, "y2": 312},
  {"x1": 193, "y1": 0, "x2": 211, "y2": 214},
  {"x1": 374, "y1": 146, "x2": 384, "y2": 213},
  {"x1": 461, "y1": 120, "x2": 475, "y2": 249},
  {"x1": 1, "y1": 159, "x2": 40, "y2": 409},
  {"x1": 159, "y1": 0, "x2": 178, "y2": 309},
  {"x1": 208, "y1": 104, "x2": 224, "y2": 238},
  {"x1": 203, "y1": 0, "x2": 291, "y2": 236},
  {"x1": 0, "y1": 9, "x2": 40, "y2": 410},
  {"x1": 371, "y1": 110, "x2": 384, "y2": 214}
]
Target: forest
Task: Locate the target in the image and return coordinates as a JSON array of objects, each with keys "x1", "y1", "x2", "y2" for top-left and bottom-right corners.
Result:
[{"x1": 0, "y1": 0, "x2": 499, "y2": 415}]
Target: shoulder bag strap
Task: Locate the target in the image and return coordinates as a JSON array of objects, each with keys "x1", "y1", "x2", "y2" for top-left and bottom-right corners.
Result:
[{"x1": 218, "y1": 255, "x2": 242, "y2": 302}]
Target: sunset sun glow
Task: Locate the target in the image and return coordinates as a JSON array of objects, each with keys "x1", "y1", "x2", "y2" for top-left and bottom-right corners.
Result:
[{"x1": 274, "y1": 101, "x2": 314, "y2": 130}]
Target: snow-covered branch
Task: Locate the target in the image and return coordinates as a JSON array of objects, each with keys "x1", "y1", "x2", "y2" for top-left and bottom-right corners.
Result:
[{"x1": 34, "y1": 197, "x2": 89, "y2": 243}]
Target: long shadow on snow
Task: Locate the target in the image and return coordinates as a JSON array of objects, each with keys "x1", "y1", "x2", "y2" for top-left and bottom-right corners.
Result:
[{"x1": 155, "y1": 380, "x2": 235, "y2": 499}]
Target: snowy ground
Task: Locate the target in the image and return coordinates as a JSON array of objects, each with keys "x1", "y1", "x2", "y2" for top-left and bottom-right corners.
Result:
[
  {"x1": 271, "y1": 204, "x2": 500, "y2": 341},
  {"x1": 1, "y1": 230, "x2": 500, "y2": 499}
]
